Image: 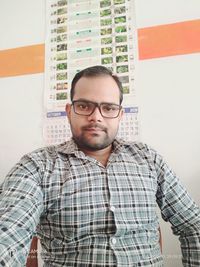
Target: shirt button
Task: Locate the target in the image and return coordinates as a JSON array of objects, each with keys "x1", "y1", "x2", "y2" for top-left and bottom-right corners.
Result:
[
  {"x1": 111, "y1": 237, "x2": 117, "y2": 245},
  {"x1": 110, "y1": 206, "x2": 115, "y2": 212}
]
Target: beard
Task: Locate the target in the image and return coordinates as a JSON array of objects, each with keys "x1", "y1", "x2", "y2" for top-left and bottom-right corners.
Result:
[{"x1": 71, "y1": 123, "x2": 118, "y2": 151}]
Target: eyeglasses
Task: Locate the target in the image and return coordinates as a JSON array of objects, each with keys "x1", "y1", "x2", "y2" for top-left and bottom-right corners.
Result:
[{"x1": 72, "y1": 100, "x2": 122, "y2": 118}]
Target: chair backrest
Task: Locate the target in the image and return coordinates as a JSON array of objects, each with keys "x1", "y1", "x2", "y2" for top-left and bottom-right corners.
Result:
[{"x1": 159, "y1": 227, "x2": 162, "y2": 252}]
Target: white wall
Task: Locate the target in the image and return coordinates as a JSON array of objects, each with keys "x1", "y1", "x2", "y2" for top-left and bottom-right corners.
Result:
[
  {"x1": 0, "y1": 0, "x2": 45, "y2": 177},
  {"x1": 0, "y1": 1, "x2": 200, "y2": 266},
  {"x1": 135, "y1": 1, "x2": 200, "y2": 266},
  {"x1": 136, "y1": 54, "x2": 200, "y2": 266}
]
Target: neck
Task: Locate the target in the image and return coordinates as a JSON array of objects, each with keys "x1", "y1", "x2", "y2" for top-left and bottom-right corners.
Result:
[{"x1": 81, "y1": 145, "x2": 112, "y2": 166}]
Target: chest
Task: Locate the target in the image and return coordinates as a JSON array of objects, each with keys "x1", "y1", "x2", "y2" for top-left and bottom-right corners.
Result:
[{"x1": 41, "y1": 159, "x2": 158, "y2": 224}]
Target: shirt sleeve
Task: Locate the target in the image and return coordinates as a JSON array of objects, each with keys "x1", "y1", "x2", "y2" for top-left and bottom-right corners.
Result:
[
  {"x1": 150, "y1": 147, "x2": 200, "y2": 266},
  {"x1": 0, "y1": 155, "x2": 44, "y2": 266}
]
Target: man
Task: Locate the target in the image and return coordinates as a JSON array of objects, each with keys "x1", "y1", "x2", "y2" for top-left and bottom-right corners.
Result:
[{"x1": 0, "y1": 65, "x2": 199, "y2": 266}]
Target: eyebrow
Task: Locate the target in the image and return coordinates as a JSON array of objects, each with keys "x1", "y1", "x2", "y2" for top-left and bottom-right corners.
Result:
[{"x1": 73, "y1": 98, "x2": 120, "y2": 106}]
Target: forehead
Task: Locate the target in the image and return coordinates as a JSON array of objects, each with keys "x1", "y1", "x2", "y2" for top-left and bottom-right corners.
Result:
[{"x1": 73, "y1": 75, "x2": 120, "y2": 103}]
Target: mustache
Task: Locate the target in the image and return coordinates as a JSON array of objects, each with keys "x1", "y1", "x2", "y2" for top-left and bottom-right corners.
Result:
[{"x1": 82, "y1": 123, "x2": 107, "y2": 132}]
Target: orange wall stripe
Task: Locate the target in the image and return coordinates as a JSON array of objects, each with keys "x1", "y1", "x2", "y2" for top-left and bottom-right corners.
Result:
[
  {"x1": 1, "y1": 20, "x2": 200, "y2": 77},
  {"x1": 138, "y1": 19, "x2": 200, "y2": 60},
  {"x1": 0, "y1": 44, "x2": 45, "y2": 78}
]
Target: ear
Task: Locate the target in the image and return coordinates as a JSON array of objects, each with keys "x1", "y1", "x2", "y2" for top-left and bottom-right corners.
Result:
[{"x1": 65, "y1": 103, "x2": 71, "y2": 122}]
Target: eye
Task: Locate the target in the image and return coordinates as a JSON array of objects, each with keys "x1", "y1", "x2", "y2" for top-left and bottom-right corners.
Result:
[
  {"x1": 78, "y1": 103, "x2": 88, "y2": 110},
  {"x1": 102, "y1": 104, "x2": 118, "y2": 112},
  {"x1": 75, "y1": 101, "x2": 92, "y2": 111}
]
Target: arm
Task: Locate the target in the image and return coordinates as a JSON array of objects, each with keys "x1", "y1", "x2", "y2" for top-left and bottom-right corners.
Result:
[
  {"x1": 151, "y1": 148, "x2": 200, "y2": 266},
  {"x1": 0, "y1": 155, "x2": 44, "y2": 266}
]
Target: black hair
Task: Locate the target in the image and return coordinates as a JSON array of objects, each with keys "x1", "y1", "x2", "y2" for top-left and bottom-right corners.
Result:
[{"x1": 70, "y1": 65, "x2": 123, "y2": 104}]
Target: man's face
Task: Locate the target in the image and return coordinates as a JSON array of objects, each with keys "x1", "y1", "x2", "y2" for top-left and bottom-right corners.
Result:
[{"x1": 66, "y1": 75, "x2": 123, "y2": 151}]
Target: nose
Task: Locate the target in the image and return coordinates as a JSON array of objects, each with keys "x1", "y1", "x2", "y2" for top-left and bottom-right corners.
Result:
[{"x1": 87, "y1": 106, "x2": 103, "y2": 122}]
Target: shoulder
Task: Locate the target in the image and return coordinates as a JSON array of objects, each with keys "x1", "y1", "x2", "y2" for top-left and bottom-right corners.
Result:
[
  {"x1": 14, "y1": 140, "x2": 73, "y2": 172},
  {"x1": 25, "y1": 139, "x2": 74, "y2": 160},
  {"x1": 114, "y1": 138, "x2": 162, "y2": 164},
  {"x1": 116, "y1": 138, "x2": 154, "y2": 155}
]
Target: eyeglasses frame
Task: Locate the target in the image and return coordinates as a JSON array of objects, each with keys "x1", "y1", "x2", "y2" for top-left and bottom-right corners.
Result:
[{"x1": 72, "y1": 100, "x2": 122, "y2": 119}]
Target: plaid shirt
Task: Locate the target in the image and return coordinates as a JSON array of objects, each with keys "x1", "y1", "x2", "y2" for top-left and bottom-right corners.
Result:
[{"x1": 0, "y1": 139, "x2": 199, "y2": 266}]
